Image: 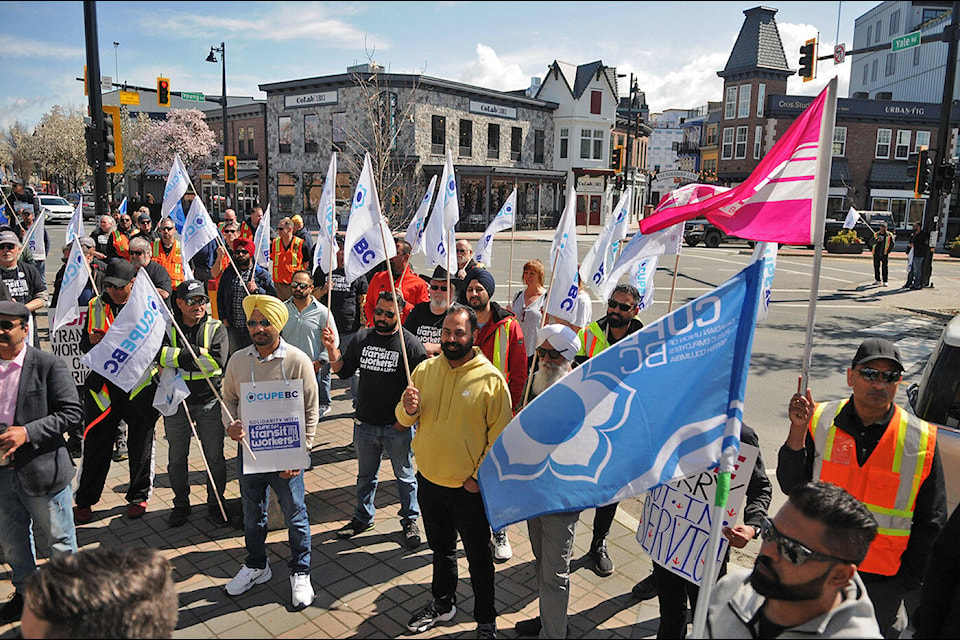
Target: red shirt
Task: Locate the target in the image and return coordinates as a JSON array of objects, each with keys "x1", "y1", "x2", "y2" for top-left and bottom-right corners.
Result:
[{"x1": 364, "y1": 266, "x2": 429, "y2": 326}]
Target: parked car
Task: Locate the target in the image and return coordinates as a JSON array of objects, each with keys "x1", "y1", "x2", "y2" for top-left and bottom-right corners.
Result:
[
  {"x1": 65, "y1": 193, "x2": 96, "y2": 220},
  {"x1": 683, "y1": 218, "x2": 749, "y2": 248},
  {"x1": 907, "y1": 314, "x2": 960, "y2": 511},
  {"x1": 38, "y1": 195, "x2": 75, "y2": 223}
]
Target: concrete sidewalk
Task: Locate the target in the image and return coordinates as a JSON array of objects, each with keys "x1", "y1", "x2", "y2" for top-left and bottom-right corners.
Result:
[{"x1": 0, "y1": 375, "x2": 681, "y2": 639}]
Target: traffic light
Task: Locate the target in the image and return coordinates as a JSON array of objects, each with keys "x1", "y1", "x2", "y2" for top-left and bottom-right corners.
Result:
[
  {"x1": 102, "y1": 105, "x2": 123, "y2": 174},
  {"x1": 611, "y1": 146, "x2": 623, "y2": 173},
  {"x1": 916, "y1": 149, "x2": 933, "y2": 195},
  {"x1": 798, "y1": 38, "x2": 817, "y2": 82},
  {"x1": 224, "y1": 155, "x2": 238, "y2": 183},
  {"x1": 157, "y1": 77, "x2": 171, "y2": 107}
]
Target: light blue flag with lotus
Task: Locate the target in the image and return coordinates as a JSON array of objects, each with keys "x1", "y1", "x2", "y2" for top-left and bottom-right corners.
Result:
[{"x1": 479, "y1": 260, "x2": 762, "y2": 530}]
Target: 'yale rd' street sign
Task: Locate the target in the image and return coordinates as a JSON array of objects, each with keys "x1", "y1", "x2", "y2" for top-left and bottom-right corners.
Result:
[
  {"x1": 892, "y1": 31, "x2": 921, "y2": 53},
  {"x1": 182, "y1": 92, "x2": 205, "y2": 102}
]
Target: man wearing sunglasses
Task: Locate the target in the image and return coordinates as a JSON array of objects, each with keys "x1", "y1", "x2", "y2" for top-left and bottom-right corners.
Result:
[
  {"x1": 74, "y1": 260, "x2": 160, "y2": 524},
  {"x1": 216, "y1": 237, "x2": 276, "y2": 354},
  {"x1": 363, "y1": 239, "x2": 428, "y2": 327},
  {"x1": 573, "y1": 283, "x2": 643, "y2": 579},
  {"x1": 131, "y1": 213, "x2": 158, "y2": 244},
  {"x1": 270, "y1": 218, "x2": 309, "y2": 302},
  {"x1": 324, "y1": 290, "x2": 427, "y2": 548},
  {"x1": 151, "y1": 217, "x2": 185, "y2": 289},
  {"x1": 158, "y1": 280, "x2": 229, "y2": 528},
  {"x1": 707, "y1": 481, "x2": 881, "y2": 638},
  {"x1": 780, "y1": 337, "x2": 946, "y2": 638},
  {"x1": 0, "y1": 230, "x2": 46, "y2": 346},
  {"x1": 127, "y1": 237, "x2": 171, "y2": 301},
  {"x1": 282, "y1": 270, "x2": 338, "y2": 418},
  {"x1": 405, "y1": 266, "x2": 456, "y2": 357}
]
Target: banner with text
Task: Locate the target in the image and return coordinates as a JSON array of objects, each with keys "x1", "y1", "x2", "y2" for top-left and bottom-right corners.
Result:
[
  {"x1": 50, "y1": 309, "x2": 90, "y2": 388},
  {"x1": 240, "y1": 379, "x2": 307, "y2": 474}
]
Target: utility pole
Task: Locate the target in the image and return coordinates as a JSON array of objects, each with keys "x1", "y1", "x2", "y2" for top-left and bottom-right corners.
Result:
[
  {"x1": 924, "y1": 0, "x2": 960, "y2": 286},
  {"x1": 83, "y1": 0, "x2": 109, "y2": 217}
]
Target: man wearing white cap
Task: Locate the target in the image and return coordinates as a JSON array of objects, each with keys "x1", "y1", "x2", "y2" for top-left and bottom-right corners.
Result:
[{"x1": 515, "y1": 324, "x2": 582, "y2": 639}]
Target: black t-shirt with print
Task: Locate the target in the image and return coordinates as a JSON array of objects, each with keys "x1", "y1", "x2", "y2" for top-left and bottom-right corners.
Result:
[{"x1": 403, "y1": 301, "x2": 446, "y2": 347}]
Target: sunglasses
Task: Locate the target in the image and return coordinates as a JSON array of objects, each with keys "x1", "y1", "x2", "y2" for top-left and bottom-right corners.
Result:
[
  {"x1": 759, "y1": 516, "x2": 853, "y2": 566},
  {"x1": 234, "y1": 249, "x2": 250, "y2": 256},
  {"x1": 291, "y1": 282, "x2": 312, "y2": 290},
  {"x1": 607, "y1": 299, "x2": 635, "y2": 312},
  {"x1": 183, "y1": 297, "x2": 208, "y2": 306},
  {"x1": 373, "y1": 308, "x2": 396, "y2": 318},
  {"x1": 430, "y1": 284, "x2": 448, "y2": 291},
  {"x1": 129, "y1": 250, "x2": 146, "y2": 256},
  {"x1": 536, "y1": 347, "x2": 563, "y2": 359},
  {"x1": 223, "y1": 229, "x2": 238, "y2": 234},
  {"x1": 138, "y1": 220, "x2": 151, "y2": 225},
  {"x1": 160, "y1": 227, "x2": 175, "y2": 232},
  {"x1": 0, "y1": 319, "x2": 25, "y2": 331},
  {"x1": 104, "y1": 282, "x2": 129, "y2": 290},
  {"x1": 246, "y1": 318, "x2": 272, "y2": 328},
  {"x1": 0, "y1": 244, "x2": 17, "y2": 251},
  {"x1": 856, "y1": 367, "x2": 902, "y2": 383}
]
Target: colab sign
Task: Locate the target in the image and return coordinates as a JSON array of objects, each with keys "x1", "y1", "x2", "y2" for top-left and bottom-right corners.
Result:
[{"x1": 636, "y1": 442, "x2": 758, "y2": 585}]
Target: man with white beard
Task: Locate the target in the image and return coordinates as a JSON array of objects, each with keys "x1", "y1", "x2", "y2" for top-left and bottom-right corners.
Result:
[{"x1": 515, "y1": 324, "x2": 582, "y2": 639}]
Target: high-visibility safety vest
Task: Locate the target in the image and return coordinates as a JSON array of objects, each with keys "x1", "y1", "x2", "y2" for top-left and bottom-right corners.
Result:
[
  {"x1": 152, "y1": 239, "x2": 184, "y2": 288},
  {"x1": 112, "y1": 231, "x2": 129, "y2": 261},
  {"x1": 271, "y1": 236, "x2": 305, "y2": 284},
  {"x1": 490, "y1": 318, "x2": 514, "y2": 378},
  {"x1": 238, "y1": 221, "x2": 255, "y2": 240},
  {"x1": 577, "y1": 322, "x2": 610, "y2": 358},
  {"x1": 810, "y1": 399, "x2": 937, "y2": 576},
  {"x1": 86, "y1": 296, "x2": 156, "y2": 400},
  {"x1": 158, "y1": 317, "x2": 223, "y2": 381}
]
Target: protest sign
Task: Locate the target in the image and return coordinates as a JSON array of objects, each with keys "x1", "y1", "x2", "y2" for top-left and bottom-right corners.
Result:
[
  {"x1": 239, "y1": 379, "x2": 307, "y2": 474},
  {"x1": 50, "y1": 309, "x2": 90, "y2": 387}
]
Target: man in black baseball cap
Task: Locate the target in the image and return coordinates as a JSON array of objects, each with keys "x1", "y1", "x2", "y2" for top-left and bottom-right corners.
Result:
[
  {"x1": 159, "y1": 279, "x2": 230, "y2": 527},
  {"x1": 779, "y1": 335, "x2": 946, "y2": 637}
]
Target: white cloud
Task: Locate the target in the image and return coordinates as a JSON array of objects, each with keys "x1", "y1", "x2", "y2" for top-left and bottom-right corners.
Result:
[
  {"x1": 0, "y1": 35, "x2": 83, "y2": 60},
  {"x1": 0, "y1": 96, "x2": 55, "y2": 130},
  {"x1": 458, "y1": 44, "x2": 529, "y2": 91}
]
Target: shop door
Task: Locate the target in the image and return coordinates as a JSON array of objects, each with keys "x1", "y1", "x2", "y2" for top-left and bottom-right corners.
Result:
[
  {"x1": 589, "y1": 196, "x2": 602, "y2": 226},
  {"x1": 576, "y1": 195, "x2": 588, "y2": 225}
]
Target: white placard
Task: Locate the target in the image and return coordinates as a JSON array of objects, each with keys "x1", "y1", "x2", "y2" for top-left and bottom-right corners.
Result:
[
  {"x1": 50, "y1": 309, "x2": 90, "y2": 387},
  {"x1": 636, "y1": 442, "x2": 759, "y2": 585},
  {"x1": 239, "y1": 378, "x2": 307, "y2": 474}
]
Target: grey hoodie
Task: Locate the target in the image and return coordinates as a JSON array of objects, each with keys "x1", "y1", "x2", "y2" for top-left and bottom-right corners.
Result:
[{"x1": 706, "y1": 568, "x2": 882, "y2": 638}]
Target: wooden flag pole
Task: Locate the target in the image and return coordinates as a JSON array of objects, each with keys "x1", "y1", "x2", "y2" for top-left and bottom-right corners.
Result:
[
  {"x1": 375, "y1": 219, "x2": 412, "y2": 384},
  {"x1": 180, "y1": 400, "x2": 228, "y2": 521}
]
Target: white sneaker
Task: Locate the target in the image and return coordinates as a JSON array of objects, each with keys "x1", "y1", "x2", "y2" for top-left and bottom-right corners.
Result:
[
  {"x1": 224, "y1": 564, "x2": 272, "y2": 596},
  {"x1": 290, "y1": 572, "x2": 315, "y2": 608},
  {"x1": 492, "y1": 529, "x2": 512, "y2": 561},
  {"x1": 320, "y1": 405, "x2": 332, "y2": 418}
]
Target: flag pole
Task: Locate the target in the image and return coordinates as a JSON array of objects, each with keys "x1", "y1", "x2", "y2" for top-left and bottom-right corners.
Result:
[
  {"x1": 325, "y1": 232, "x2": 336, "y2": 330},
  {"x1": 689, "y1": 471, "x2": 732, "y2": 638},
  {"x1": 520, "y1": 247, "x2": 560, "y2": 407},
  {"x1": 180, "y1": 400, "x2": 228, "y2": 521},
  {"x1": 667, "y1": 252, "x2": 682, "y2": 312},
  {"x1": 508, "y1": 182, "x2": 517, "y2": 303},
  {"x1": 800, "y1": 76, "x2": 838, "y2": 392},
  {"x1": 375, "y1": 218, "x2": 412, "y2": 384},
  {"x1": 0, "y1": 189, "x2": 24, "y2": 230}
]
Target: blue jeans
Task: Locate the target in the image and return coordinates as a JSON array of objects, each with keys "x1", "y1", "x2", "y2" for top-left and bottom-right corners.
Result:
[
  {"x1": 0, "y1": 470, "x2": 78, "y2": 592},
  {"x1": 353, "y1": 421, "x2": 419, "y2": 526},
  {"x1": 237, "y1": 454, "x2": 311, "y2": 574},
  {"x1": 165, "y1": 399, "x2": 227, "y2": 509},
  {"x1": 317, "y1": 362, "x2": 332, "y2": 407}
]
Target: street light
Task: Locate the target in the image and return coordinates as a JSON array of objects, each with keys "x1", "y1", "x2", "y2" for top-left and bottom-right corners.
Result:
[{"x1": 206, "y1": 42, "x2": 229, "y2": 208}]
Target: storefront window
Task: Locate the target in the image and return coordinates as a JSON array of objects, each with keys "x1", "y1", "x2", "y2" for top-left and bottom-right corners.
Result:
[{"x1": 278, "y1": 172, "x2": 296, "y2": 214}]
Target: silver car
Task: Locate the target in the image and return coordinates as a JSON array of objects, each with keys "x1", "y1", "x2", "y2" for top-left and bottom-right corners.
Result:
[{"x1": 38, "y1": 195, "x2": 75, "y2": 222}]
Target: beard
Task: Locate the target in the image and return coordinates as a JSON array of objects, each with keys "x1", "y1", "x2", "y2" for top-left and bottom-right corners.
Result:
[
  {"x1": 442, "y1": 336, "x2": 474, "y2": 362},
  {"x1": 749, "y1": 555, "x2": 831, "y2": 602},
  {"x1": 531, "y1": 360, "x2": 572, "y2": 398},
  {"x1": 374, "y1": 319, "x2": 396, "y2": 334},
  {"x1": 606, "y1": 312, "x2": 628, "y2": 328}
]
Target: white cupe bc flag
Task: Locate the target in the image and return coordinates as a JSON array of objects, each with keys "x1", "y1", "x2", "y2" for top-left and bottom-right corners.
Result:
[
  {"x1": 423, "y1": 151, "x2": 458, "y2": 272},
  {"x1": 749, "y1": 241, "x2": 779, "y2": 323},
  {"x1": 474, "y1": 188, "x2": 516, "y2": 267},
  {"x1": 153, "y1": 366, "x2": 190, "y2": 417},
  {"x1": 51, "y1": 239, "x2": 90, "y2": 334},
  {"x1": 405, "y1": 175, "x2": 437, "y2": 256},
  {"x1": 81, "y1": 269, "x2": 172, "y2": 393},
  {"x1": 580, "y1": 188, "x2": 632, "y2": 298},
  {"x1": 843, "y1": 206, "x2": 860, "y2": 229},
  {"x1": 22, "y1": 210, "x2": 46, "y2": 257},
  {"x1": 161, "y1": 154, "x2": 191, "y2": 220},
  {"x1": 180, "y1": 197, "x2": 219, "y2": 282},
  {"x1": 253, "y1": 204, "x2": 272, "y2": 269},
  {"x1": 313, "y1": 153, "x2": 340, "y2": 276},
  {"x1": 64, "y1": 197, "x2": 86, "y2": 245},
  {"x1": 545, "y1": 185, "x2": 579, "y2": 322},
  {"x1": 344, "y1": 153, "x2": 396, "y2": 283},
  {"x1": 632, "y1": 255, "x2": 660, "y2": 313},
  {"x1": 601, "y1": 223, "x2": 684, "y2": 302}
]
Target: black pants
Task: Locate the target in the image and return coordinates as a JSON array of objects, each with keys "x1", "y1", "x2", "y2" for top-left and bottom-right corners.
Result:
[
  {"x1": 417, "y1": 473, "x2": 496, "y2": 624},
  {"x1": 653, "y1": 554, "x2": 729, "y2": 639},
  {"x1": 75, "y1": 376, "x2": 159, "y2": 508},
  {"x1": 593, "y1": 502, "x2": 619, "y2": 544},
  {"x1": 873, "y1": 251, "x2": 889, "y2": 283}
]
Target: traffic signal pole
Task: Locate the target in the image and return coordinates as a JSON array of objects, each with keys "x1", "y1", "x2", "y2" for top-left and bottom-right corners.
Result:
[{"x1": 83, "y1": 0, "x2": 109, "y2": 217}]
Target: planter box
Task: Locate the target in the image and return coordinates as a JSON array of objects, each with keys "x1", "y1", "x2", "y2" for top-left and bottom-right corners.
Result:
[
  {"x1": 949, "y1": 246, "x2": 960, "y2": 258},
  {"x1": 826, "y1": 242, "x2": 865, "y2": 255}
]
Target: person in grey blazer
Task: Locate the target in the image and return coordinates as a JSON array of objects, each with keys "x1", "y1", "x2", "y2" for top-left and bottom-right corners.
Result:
[{"x1": 0, "y1": 300, "x2": 84, "y2": 625}]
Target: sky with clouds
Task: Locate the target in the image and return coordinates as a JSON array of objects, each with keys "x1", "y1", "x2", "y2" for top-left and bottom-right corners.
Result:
[{"x1": 1, "y1": 1, "x2": 880, "y2": 131}]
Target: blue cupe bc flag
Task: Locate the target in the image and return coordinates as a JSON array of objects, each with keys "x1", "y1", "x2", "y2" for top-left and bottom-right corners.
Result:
[{"x1": 479, "y1": 261, "x2": 763, "y2": 531}]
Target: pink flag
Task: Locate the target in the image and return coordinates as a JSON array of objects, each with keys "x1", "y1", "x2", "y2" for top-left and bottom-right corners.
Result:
[{"x1": 640, "y1": 84, "x2": 830, "y2": 244}]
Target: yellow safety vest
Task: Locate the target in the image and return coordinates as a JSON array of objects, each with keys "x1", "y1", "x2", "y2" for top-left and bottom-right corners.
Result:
[
  {"x1": 158, "y1": 317, "x2": 223, "y2": 380},
  {"x1": 152, "y1": 239, "x2": 184, "y2": 287}
]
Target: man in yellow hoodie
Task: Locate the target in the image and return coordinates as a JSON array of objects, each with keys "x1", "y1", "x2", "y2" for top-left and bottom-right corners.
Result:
[{"x1": 398, "y1": 303, "x2": 512, "y2": 640}]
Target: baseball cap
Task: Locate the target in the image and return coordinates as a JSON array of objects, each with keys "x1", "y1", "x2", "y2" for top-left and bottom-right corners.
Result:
[
  {"x1": 0, "y1": 231, "x2": 21, "y2": 246},
  {"x1": 852, "y1": 337, "x2": 903, "y2": 371},
  {"x1": 176, "y1": 279, "x2": 207, "y2": 301},
  {"x1": 10, "y1": 178, "x2": 23, "y2": 186},
  {"x1": 79, "y1": 237, "x2": 96, "y2": 249},
  {"x1": 137, "y1": 213, "x2": 152, "y2": 223},
  {"x1": 103, "y1": 260, "x2": 136, "y2": 288}
]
